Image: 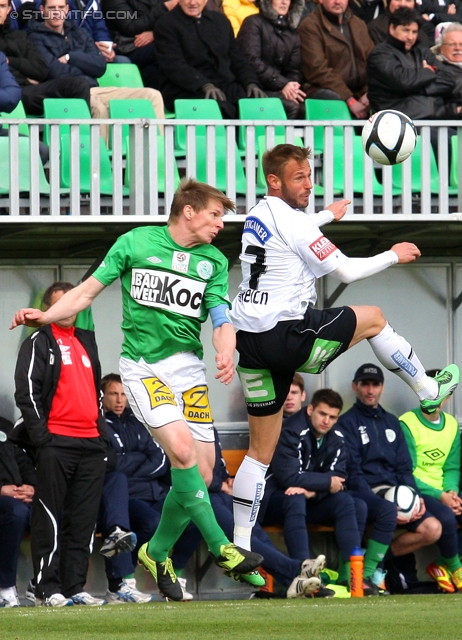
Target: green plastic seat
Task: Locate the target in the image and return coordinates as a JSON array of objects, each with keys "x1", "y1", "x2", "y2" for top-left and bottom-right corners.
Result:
[
  {"x1": 238, "y1": 98, "x2": 287, "y2": 152},
  {"x1": 43, "y1": 98, "x2": 92, "y2": 145},
  {"x1": 124, "y1": 134, "x2": 181, "y2": 194},
  {"x1": 97, "y1": 63, "x2": 144, "y2": 88},
  {"x1": 59, "y1": 133, "x2": 115, "y2": 195},
  {"x1": 109, "y1": 98, "x2": 158, "y2": 155},
  {"x1": 393, "y1": 136, "x2": 456, "y2": 194},
  {"x1": 331, "y1": 136, "x2": 384, "y2": 195},
  {"x1": 256, "y1": 135, "x2": 323, "y2": 196},
  {"x1": 0, "y1": 136, "x2": 50, "y2": 194},
  {"x1": 449, "y1": 135, "x2": 462, "y2": 191},
  {"x1": 1, "y1": 100, "x2": 29, "y2": 135},
  {"x1": 305, "y1": 99, "x2": 353, "y2": 154},
  {"x1": 173, "y1": 99, "x2": 225, "y2": 155},
  {"x1": 181, "y1": 134, "x2": 246, "y2": 194}
]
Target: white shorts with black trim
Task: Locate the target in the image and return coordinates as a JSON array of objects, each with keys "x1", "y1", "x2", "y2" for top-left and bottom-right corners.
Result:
[{"x1": 119, "y1": 352, "x2": 215, "y2": 443}]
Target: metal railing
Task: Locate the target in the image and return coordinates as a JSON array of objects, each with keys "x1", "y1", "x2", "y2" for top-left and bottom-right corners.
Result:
[{"x1": 2, "y1": 117, "x2": 462, "y2": 220}]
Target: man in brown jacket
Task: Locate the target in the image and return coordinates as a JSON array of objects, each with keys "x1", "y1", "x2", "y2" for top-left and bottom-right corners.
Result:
[{"x1": 298, "y1": 0, "x2": 374, "y2": 118}]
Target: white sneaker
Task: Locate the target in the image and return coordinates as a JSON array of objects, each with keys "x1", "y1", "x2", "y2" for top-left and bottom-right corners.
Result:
[
  {"x1": 0, "y1": 586, "x2": 20, "y2": 607},
  {"x1": 39, "y1": 593, "x2": 74, "y2": 607},
  {"x1": 178, "y1": 577, "x2": 193, "y2": 601},
  {"x1": 300, "y1": 555, "x2": 326, "y2": 579},
  {"x1": 106, "y1": 580, "x2": 154, "y2": 604},
  {"x1": 71, "y1": 591, "x2": 106, "y2": 606},
  {"x1": 25, "y1": 580, "x2": 36, "y2": 604},
  {"x1": 100, "y1": 527, "x2": 137, "y2": 558},
  {"x1": 287, "y1": 576, "x2": 321, "y2": 599}
]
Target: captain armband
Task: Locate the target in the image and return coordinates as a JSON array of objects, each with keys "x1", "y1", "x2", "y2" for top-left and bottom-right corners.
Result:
[{"x1": 210, "y1": 304, "x2": 232, "y2": 329}]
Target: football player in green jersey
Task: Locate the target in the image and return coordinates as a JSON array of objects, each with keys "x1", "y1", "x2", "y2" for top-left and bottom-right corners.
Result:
[{"x1": 11, "y1": 179, "x2": 264, "y2": 600}]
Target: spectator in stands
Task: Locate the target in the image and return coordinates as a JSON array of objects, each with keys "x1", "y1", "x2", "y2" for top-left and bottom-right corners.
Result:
[
  {"x1": 368, "y1": 0, "x2": 430, "y2": 44},
  {"x1": 298, "y1": 0, "x2": 374, "y2": 119},
  {"x1": 399, "y1": 370, "x2": 462, "y2": 593},
  {"x1": 100, "y1": 373, "x2": 197, "y2": 602},
  {"x1": 237, "y1": 0, "x2": 306, "y2": 119},
  {"x1": 0, "y1": 48, "x2": 21, "y2": 113},
  {"x1": 262, "y1": 388, "x2": 389, "y2": 595},
  {"x1": 223, "y1": 0, "x2": 258, "y2": 35},
  {"x1": 0, "y1": 0, "x2": 91, "y2": 116},
  {"x1": 0, "y1": 415, "x2": 35, "y2": 608},
  {"x1": 155, "y1": 0, "x2": 266, "y2": 117},
  {"x1": 336, "y1": 363, "x2": 444, "y2": 594},
  {"x1": 433, "y1": 21, "x2": 462, "y2": 68},
  {"x1": 367, "y1": 7, "x2": 462, "y2": 119},
  {"x1": 282, "y1": 373, "x2": 306, "y2": 418},
  {"x1": 28, "y1": 0, "x2": 165, "y2": 140},
  {"x1": 209, "y1": 428, "x2": 331, "y2": 597},
  {"x1": 349, "y1": 0, "x2": 385, "y2": 24},
  {"x1": 10, "y1": 0, "x2": 130, "y2": 62},
  {"x1": 12, "y1": 281, "x2": 109, "y2": 607},
  {"x1": 101, "y1": 0, "x2": 174, "y2": 88},
  {"x1": 419, "y1": 0, "x2": 462, "y2": 43}
]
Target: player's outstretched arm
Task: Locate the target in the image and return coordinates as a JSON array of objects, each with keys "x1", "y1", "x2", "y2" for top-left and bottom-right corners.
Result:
[
  {"x1": 212, "y1": 322, "x2": 235, "y2": 386},
  {"x1": 330, "y1": 242, "x2": 421, "y2": 284},
  {"x1": 10, "y1": 276, "x2": 106, "y2": 329}
]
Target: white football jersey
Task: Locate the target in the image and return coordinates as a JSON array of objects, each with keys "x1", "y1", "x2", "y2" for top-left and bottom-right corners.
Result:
[{"x1": 231, "y1": 196, "x2": 348, "y2": 332}]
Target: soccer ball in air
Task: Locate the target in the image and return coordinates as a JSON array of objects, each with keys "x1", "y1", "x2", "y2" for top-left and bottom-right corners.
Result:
[
  {"x1": 384, "y1": 485, "x2": 420, "y2": 522},
  {"x1": 362, "y1": 110, "x2": 417, "y2": 165}
]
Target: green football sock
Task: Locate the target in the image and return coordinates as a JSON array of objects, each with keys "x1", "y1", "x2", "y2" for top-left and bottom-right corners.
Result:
[
  {"x1": 440, "y1": 555, "x2": 462, "y2": 572},
  {"x1": 147, "y1": 488, "x2": 191, "y2": 560},
  {"x1": 363, "y1": 540, "x2": 389, "y2": 579},
  {"x1": 170, "y1": 465, "x2": 229, "y2": 557},
  {"x1": 147, "y1": 465, "x2": 229, "y2": 560},
  {"x1": 123, "y1": 573, "x2": 135, "y2": 580},
  {"x1": 337, "y1": 558, "x2": 350, "y2": 585}
]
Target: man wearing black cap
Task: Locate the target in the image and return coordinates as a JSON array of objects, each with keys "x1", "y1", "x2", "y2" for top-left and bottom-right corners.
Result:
[{"x1": 337, "y1": 363, "x2": 443, "y2": 591}]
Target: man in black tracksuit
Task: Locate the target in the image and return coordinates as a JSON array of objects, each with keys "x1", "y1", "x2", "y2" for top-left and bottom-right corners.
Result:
[{"x1": 12, "y1": 281, "x2": 108, "y2": 607}]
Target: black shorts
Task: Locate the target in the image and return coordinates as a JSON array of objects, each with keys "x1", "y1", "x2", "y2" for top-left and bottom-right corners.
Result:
[{"x1": 236, "y1": 305, "x2": 357, "y2": 416}]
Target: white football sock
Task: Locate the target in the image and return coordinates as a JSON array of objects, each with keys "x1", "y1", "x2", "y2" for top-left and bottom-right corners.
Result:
[
  {"x1": 232, "y1": 455, "x2": 268, "y2": 550},
  {"x1": 368, "y1": 323, "x2": 438, "y2": 400}
]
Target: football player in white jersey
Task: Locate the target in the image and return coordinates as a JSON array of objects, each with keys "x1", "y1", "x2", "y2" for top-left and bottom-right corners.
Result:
[{"x1": 230, "y1": 143, "x2": 460, "y2": 551}]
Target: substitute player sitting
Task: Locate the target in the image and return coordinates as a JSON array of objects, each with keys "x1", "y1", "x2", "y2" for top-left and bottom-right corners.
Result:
[
  {"x1": 10, "y1": 178, "x2": 263, "y2": 600},
  {"x1": 230, "y1": 143, "x2": 460, "y2": 552}
]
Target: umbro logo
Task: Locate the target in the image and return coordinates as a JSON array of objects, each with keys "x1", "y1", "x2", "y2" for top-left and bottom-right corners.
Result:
[
  {"x1": 195, "y1": 490, "x2": 205, "y2": 499},
  {"x1": 423, "y1": 448, "x2": 445, "y2": 461},
  {"x1": 147, "y1": 256, "x2": 162, "y2": 264}
]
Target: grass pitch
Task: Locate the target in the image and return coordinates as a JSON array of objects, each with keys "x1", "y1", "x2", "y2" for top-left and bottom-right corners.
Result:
[{"x1": 1, "y1": 595, "x2": 461, "y2": 640}]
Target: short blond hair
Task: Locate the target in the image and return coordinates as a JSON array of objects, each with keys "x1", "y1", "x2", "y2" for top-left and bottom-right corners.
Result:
[{"x1": 168, "y1": 178, "x2": 235, "y2": 222}]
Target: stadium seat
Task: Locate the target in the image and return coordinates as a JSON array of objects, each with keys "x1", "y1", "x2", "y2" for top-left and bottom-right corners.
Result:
[
  {"x1": 193, "y1": 134, "x2": 247, "y2": 194},
  {"x1": 305, "y1": 99, "x2": 353, "y2": 155},
  {"x1": 109, "y1": 98, "x2": 158, "y2": 155},
  {"x1": 173, "y1": 99, "x2": 225, "y2": 155},
  {"x1": 1, "y1": 100, "x2": 29, "y2": 135},
  {"x1": 97, "y1": 63, "x2": 144, "y2": 88},
  {"x1": 331, "y1": 136, "x2": 384, "y2": 195},
  {"x1": 0, "y1": 136, "x2": 50, "y2": 194},
  {"x1": 393, "y1": 136, "x2": 456, "y2": 195},
  {"x1": 43, "y1": 98, "x2": 91, "y2": 145},
  {"x1": 124, "y1": 133, "x2": 181, "y2": 195},
  {"x1": 59, "y1": 133, "x2": 116, "y2": 195},
  {"x1": 238, "y1": 97, "x2": 287, "y2": 152},
  {"x1": 450, "y1": 135, "x2": 462, "y2": 191}
]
